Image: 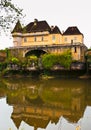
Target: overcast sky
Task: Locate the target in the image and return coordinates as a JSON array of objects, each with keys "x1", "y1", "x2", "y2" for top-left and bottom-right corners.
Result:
[{"x1": 0, "y1": 0, "x2": 91, "y2": 49}]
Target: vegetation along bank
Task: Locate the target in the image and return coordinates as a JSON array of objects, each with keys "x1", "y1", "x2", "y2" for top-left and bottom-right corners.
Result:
[{"x1": 0, "y1": 49, "x2": 91, "y2": 78}]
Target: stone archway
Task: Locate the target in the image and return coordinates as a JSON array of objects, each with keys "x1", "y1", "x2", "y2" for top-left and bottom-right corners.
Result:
[
  {"x1": 25, "y1": 49, "x2": 47, "y2": 57},
  {"x1": 24, "y1": 49, "x2": 47, "y2": 69}
]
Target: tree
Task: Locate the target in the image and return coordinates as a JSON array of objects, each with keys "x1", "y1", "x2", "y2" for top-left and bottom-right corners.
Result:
[{"x1": 0, "y1": 0, "x2": 23, "y2": 31}]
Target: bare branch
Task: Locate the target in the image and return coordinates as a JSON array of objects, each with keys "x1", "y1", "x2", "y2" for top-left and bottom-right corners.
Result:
[{"x1": 0, "y1": 0, "x2": 23, "y2": 32}]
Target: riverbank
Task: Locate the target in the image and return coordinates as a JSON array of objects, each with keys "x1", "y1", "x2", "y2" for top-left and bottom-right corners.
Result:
[
  {"x1": 1, "y1": 69, "x2": 90, "y2": 79},
  {"x1": 79, "y1": 74, "x2": 91, "y2": 79}
]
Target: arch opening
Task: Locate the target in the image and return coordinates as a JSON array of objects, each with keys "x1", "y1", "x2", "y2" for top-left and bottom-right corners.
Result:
[{"x1": 25, "y1": 49, "x2": 47, "y2": 57}]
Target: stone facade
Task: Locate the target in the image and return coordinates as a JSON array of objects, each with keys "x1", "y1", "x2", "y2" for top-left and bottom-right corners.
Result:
[{"x1": 11, "y1": 19, "x2": 87, "y2": 61}]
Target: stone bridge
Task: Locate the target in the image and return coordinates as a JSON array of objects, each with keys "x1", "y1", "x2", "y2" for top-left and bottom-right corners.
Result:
[{"x1": 9, "y1": 44, "x2": 75, "y2": 58}]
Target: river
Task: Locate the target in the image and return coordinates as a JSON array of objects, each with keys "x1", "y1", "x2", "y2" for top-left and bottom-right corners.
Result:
[{"x1": 0, "y1": 77, "x2": 91, "y2": 130}]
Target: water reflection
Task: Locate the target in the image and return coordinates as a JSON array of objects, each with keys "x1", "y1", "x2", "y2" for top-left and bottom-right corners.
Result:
[
  {"x1": 0, "y1": 78, "x2": 91, "y2": 130},
  {"x1": 0, "y1": 98, "x2": 17, "y2": 130}
]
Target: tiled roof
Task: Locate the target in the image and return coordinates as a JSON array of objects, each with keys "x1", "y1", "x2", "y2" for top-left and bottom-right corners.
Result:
[
  {"x1": 50, "y1": 26, "x2": 62, "y2": 34},
  {"x1": 12, "y1": 116, "x2": 49, "y2": 129},
  {"x1": 12, "y1": 19, "x2": 62, "y2": 34},
  {"x1": 25, "y1": 19, "x2": 51, "y2": 33},
  {"x1": 12, "y1": 20, "x2": 23, "y2": 33},
  {"x1": 63, "y1": 26, "x2": 83, "y2": 35},
  {"x1": 12, "y1": 20, "x2": 82, "y2": 36}
]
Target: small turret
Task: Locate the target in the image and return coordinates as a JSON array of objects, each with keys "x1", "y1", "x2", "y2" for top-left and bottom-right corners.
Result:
[
  {"x1": 12, "y1": 20, "x2": 23, "y2": 47},
  {"x1": 12, "y1": 20, "x2": 23, "y2": 33}
]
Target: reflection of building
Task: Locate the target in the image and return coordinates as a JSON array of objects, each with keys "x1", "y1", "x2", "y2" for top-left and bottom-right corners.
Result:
[
  {"x1": 1, "y1": 78, "x2": 91, "y2": 129},
  {"x1": 11, "y1": 19, "x2": 87, "y2": 61},
  {"x1": 11, "y1": 105, "x2": 50, "y2": 129},
  {"x1": 11, "y1": 104, "x2": 81, "y2": 129},
  {"x1": 7, "y1": 87, "x2": 85, "y2": 129}
]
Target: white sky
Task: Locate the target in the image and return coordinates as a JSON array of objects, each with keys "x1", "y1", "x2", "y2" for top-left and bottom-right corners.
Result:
[{"x1": 0, "y1": 0, "x2": 91, "y2": 49}]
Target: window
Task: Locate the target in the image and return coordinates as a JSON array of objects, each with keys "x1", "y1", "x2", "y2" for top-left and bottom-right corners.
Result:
[
  {"x1": 41, "y1": 36, "x2": 44, "y2": 41},
  {"x1": 74, "y1": 37, "x2": 77, "y2": 42},
  {"x1": 71, "y1": 40, "x2": 73, "y2": 44},
  {"x1": 74, "y1": 47, "x2": 77, "y2": 53},
  {"x1": 34, "y1": 37, "x2": 37, "y2": 42},
  {"x1": 52, "y1": 35, "x2": 56, "y2": 41},
  {"x1": 24, "y1": 37, "x2": 27, "y2": 42},
  {"x1": 64, "y1": 37, "x2": 67, "y2": 42}
]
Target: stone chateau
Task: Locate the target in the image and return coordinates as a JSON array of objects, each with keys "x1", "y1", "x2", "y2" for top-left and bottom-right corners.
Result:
[{"x1": 11, "y1": 19, "x2": 87, "y2": 61}]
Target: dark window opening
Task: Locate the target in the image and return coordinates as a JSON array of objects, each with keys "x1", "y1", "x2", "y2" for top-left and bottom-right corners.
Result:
[{"x1": 74, "y1": 47, "x2": 77, "y2": 53}]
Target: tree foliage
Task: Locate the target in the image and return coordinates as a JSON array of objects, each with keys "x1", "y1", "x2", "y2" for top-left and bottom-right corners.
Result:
[
  {"x1": 0, "y1": 0, "x2": 23, "y2": 31},
  {"x1": 42, "y1": 54, "x2": 57, "y2": 69},
  {"x1": 29, "y1": 55, "x2": 38, "y2": 61},
  {"x1": 42, "y1": 50, "x2": 72, "y2": 69},
  {"x1": 11, "y1": 57, "x2": 19, "y2": 64}
]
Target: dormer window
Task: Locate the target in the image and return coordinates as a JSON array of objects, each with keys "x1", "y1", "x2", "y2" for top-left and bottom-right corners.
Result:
[{"x1": 34, "y1": 19, "x2": 38, "y2": 26}]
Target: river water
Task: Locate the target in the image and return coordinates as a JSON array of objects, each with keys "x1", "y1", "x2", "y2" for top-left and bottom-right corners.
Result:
[{"x1": 0, "y1": 77, "x2": 91, "y2": 130}]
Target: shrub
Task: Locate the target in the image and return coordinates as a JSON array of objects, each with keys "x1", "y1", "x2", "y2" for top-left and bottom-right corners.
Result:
[{"x1": 41, "y1": 51, "x2": 72, "y2": 69}]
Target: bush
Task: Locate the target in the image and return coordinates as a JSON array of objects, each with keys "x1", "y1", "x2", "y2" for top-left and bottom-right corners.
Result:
[
  {"x1": 11, "y1": 57, "x2": 19, "y2": 64},
  {"x1": 41, "y1": 51, "x2": 72, "y2": 69}
]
